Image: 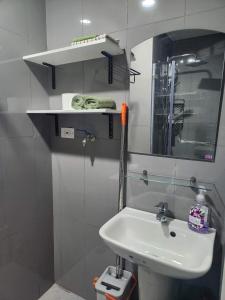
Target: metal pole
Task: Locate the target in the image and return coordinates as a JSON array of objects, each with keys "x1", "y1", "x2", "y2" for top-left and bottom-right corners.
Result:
[
  {"x1": 167, "y1": 60, "x2": 176, "y2": 155},
  {"x1": 116, "y1": 103, "x2": 128, "y2": 278}
]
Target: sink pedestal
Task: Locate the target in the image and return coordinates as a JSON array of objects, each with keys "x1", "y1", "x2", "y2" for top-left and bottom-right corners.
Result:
[{"x1": 138, "y1": 266, "x2": 178, "y2": 300}]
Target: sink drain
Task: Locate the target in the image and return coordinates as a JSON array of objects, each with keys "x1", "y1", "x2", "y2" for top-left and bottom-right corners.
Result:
[{"x1": 170, "y1": 231, "x2": 176, "y2": 237}]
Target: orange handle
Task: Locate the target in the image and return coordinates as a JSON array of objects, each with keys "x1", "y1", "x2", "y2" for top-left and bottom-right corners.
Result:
[
  {"x1": 105, "y1": 293, "x2": 117, "y2": 300},
  {"x1": 92, "y1": 276, "x2": 99, "y2": 288},
  {"x1": 121, "y1": 102, "x2": 128, "y2": 127}
]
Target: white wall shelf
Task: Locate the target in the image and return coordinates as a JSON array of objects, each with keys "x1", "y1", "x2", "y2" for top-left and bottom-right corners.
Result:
[
  {"x1": 27, "y1": 109, "x2": 120, "y2": 139},
  {"x1": 23, "y1": 37, "x2": 124, "y2": 88},
  {"x1": 26, "y1": 109, "x2": 120, "y2": 114},
  {"x1": 23, "y1": 38, "x2": 123, "y2": 66}
]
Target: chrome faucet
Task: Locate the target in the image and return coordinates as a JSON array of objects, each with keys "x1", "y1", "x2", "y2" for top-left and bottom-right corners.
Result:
[
  {"x1": 155, "y1": 202, "x2": 169, "y2": 223},
  {"x1": 76, "y1": 129, "x2": 96, "y2": 147}
]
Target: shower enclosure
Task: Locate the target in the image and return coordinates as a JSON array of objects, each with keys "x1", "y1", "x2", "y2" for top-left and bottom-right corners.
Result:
[{"x1": 151, "y1": 31, "x2": 225, "y2": 161}]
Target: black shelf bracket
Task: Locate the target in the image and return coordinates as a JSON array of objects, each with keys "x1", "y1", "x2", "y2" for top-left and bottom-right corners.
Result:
[
  {"x1": 129, "y1": 68, "x2": 141, "y2": 84},
  {"x1": 103, "y1": 113, "x2": 114, "y2": 139},
  {"x1": 47, "y1": 114, "x2": 59, "y2": 136},
  {"x1": 43, "y1": 62, "x2": 56, "y2": 89},
  {"x1": 101, "y1": 51, "x2": 113, "y2": 84},
  {"x1": 46, "y1": 113, "x2": 114, "y2": 138}
]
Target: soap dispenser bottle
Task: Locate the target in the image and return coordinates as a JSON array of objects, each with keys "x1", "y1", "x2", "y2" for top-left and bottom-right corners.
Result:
[{"x1": 188, "y1": 188, "x2": 209, "y2": 233}]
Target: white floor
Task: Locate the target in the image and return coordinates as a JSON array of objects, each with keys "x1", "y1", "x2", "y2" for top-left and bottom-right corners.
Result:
[{"x1": 39, "y1": 284, "x2": 86, "y2": 300}]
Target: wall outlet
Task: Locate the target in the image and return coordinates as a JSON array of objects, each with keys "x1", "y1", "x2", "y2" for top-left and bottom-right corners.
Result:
[{"x1": 61, "y1": 127, "x2": 75, "y2": 139}]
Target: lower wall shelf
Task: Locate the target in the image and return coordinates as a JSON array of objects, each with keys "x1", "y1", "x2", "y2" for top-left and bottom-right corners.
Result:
[
  {"x1": 26, "y1": 109, "x2": 120, "y2": 114},
  {"x1": 27, "y1": 109, "x2": 120, "y2": 138}
]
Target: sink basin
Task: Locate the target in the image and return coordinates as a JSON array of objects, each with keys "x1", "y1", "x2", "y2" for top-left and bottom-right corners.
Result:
[{"x1": 99, "y1": 207, "x2": 216, "y2": 279}]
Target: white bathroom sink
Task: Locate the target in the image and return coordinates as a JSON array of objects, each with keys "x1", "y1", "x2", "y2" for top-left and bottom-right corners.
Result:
[{"x1": 99, "y1": 207, "x2": 216, "y2": 279}]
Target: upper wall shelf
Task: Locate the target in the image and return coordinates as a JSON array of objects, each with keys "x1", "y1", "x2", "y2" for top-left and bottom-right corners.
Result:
[
  {"x1": 23, "y1": 36, "x2": 124, "y2": 88},
  {"x1": 23, "y1": 37, "x2": 124, "y2": 66}
]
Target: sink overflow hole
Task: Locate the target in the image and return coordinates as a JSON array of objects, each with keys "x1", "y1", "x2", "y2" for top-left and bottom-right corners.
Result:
[{"x1": 170, "y1": 231, "x2": 176, "y2": 237}]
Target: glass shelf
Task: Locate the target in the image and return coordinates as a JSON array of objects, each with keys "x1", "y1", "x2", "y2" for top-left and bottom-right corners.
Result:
[{"x1": 126, "y1": 170, "x2": 214, "y2": 191}]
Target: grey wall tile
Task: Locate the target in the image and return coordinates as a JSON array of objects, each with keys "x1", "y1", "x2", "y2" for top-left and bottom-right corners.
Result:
[
  {"x1": 128, "y1": 125, "x2": 151, "y2": 154},
  {"x1": 185, "y1": 0, "x2": 225, "y2": 15},
  {"x1": 84, "y1": 223, "x2": 102, "y2": 256},
  {"x1": 127, "y1": 153, "x2": 176, "y2": 176},
  {"x1": 128, "y1": 0, "x2": 185, "y2": 28},
  {"x1": 52, "y1": 138, "x2": 85, "y2": 222},
  {"x1": 45, "y1": 0, "x2": 83, "y2": 49},
  {"x1": 84, "y1": 114, "x2": 121, "y2": 141},
  {"x1": 2, "y1": 138, "x2": 37, "y2": 234},
  {"x1": 0, "y1": 60, "x2": 30, "y2": 114},
  {"x1": 184, "y1": 7, "x2": 225, "y2": 32},
  {"x1": 0, "y1": 28, "x2": 28, "y2": 61},
  {"x1": 0, "y1": 260, "x2": 40, "y2": 299},
  {"x1": 83, "y1": 55, "x2": 129, "y2": 107},
  {"x1": 127, "y1": 179, "x2": 174, "y2": 213},
  {"x1": 27, "y1": 0, "x2": 47, "y2": 53},
  {"x1": 126, "y1": 17, "x2": 185, "y2": 50},
  {"x1": 56, "y1": 258, "x2": 87, "y2": 299},
  {"x1": 29, "y1": 64, "x2": 49, "y2": 110},
  {"x1": 3, "y1": 114, "x2": 34, "y2": 138},
  {"x1": 60, "y1": 218, "x2": 85, "y2": 276},
  {"x1": 0, "y1": 0, "x2": 28, "y2": 37},
  {"x1": 49, "y1": 62, "x2": 84, "y2": 109},
  {"x1": 173, "y1": 189, "x2": 195, "y2": 221},
  {"x1": 84, "y1": 139, "x2": 120, "y2": 227},
  {"x1": 82, "y1": 0, "x2": 127, "y2": 35}
]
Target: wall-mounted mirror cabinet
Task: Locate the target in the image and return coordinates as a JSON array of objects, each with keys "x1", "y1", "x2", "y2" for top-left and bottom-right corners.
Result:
[{"x1": 128, "y1": 29, "x2": 225, "y2": 162}]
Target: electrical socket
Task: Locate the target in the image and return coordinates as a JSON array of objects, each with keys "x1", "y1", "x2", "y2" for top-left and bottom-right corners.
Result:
[{"x1": 61, "y1": 127, "x2": 75, "y2": 139}]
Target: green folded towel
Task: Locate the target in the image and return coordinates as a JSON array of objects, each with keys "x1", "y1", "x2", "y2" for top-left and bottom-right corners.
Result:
[
  {"x1": 84, "y1": 97, "x2": 116, "y2": 109},
  {"x1": 72, "y1": 35, "x2": 98, "y2": 43},
  {"x1": 71, "y1": 95, "x2": 116, "y2": 110},
  {"x1": 71, "y1": 34, "x2": 118, "y2": 46},
  {"x1": 71, "y1": 95, "x2": 87, "y2": 110}
]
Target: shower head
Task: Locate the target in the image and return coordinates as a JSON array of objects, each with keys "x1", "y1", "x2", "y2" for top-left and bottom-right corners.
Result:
[
  {"x1": 185, "y1": 57, "x2": 207, "y2": 67},
  {"x1": 168, "y1": 53, "x2": 207, "y2": 67},
  {"x1": 168, "y1": 53, "x2": 197, "y2": 62}
]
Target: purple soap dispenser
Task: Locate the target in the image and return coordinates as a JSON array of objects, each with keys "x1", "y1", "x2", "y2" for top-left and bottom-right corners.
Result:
[{"x1": 188, "y1": 188, "x2": 209, "y2": 233}]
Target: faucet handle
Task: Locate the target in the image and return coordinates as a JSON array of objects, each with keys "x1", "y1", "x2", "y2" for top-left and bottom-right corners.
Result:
[{"x1": 155, "y1": 202, "x2": 168, "y2": 211}]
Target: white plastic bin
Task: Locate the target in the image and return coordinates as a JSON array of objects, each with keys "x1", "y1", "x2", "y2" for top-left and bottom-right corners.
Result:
[
  {"x1": 95, "y1": 266, "x2": 134, "y2": 300},
  {"x1": 62, "y1": 93, "x2": 78, "y2": 110}
]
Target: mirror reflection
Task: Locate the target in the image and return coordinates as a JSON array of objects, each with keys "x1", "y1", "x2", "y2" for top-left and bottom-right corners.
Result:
[{"x1": 128, "y1": 29, "x2": 225, "y2": 161}]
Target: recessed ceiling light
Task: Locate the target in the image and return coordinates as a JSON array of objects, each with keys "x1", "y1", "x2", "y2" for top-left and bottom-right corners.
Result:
[
  {"x1": 142, "y1": 0, "x2": 156, "y2": 8},
  {"x1": 80, "y1": 19, "x2": 91, "y2": 24}
]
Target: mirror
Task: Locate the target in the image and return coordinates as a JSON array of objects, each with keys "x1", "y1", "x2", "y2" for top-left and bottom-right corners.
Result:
[{"x1": 128, "y1": 29, "x2": 225, "y2": 162}]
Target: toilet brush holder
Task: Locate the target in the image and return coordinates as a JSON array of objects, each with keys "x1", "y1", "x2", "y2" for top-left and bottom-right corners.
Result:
[{"x1": 93, "y1": 266, "x2": 136, "y2": 300}]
